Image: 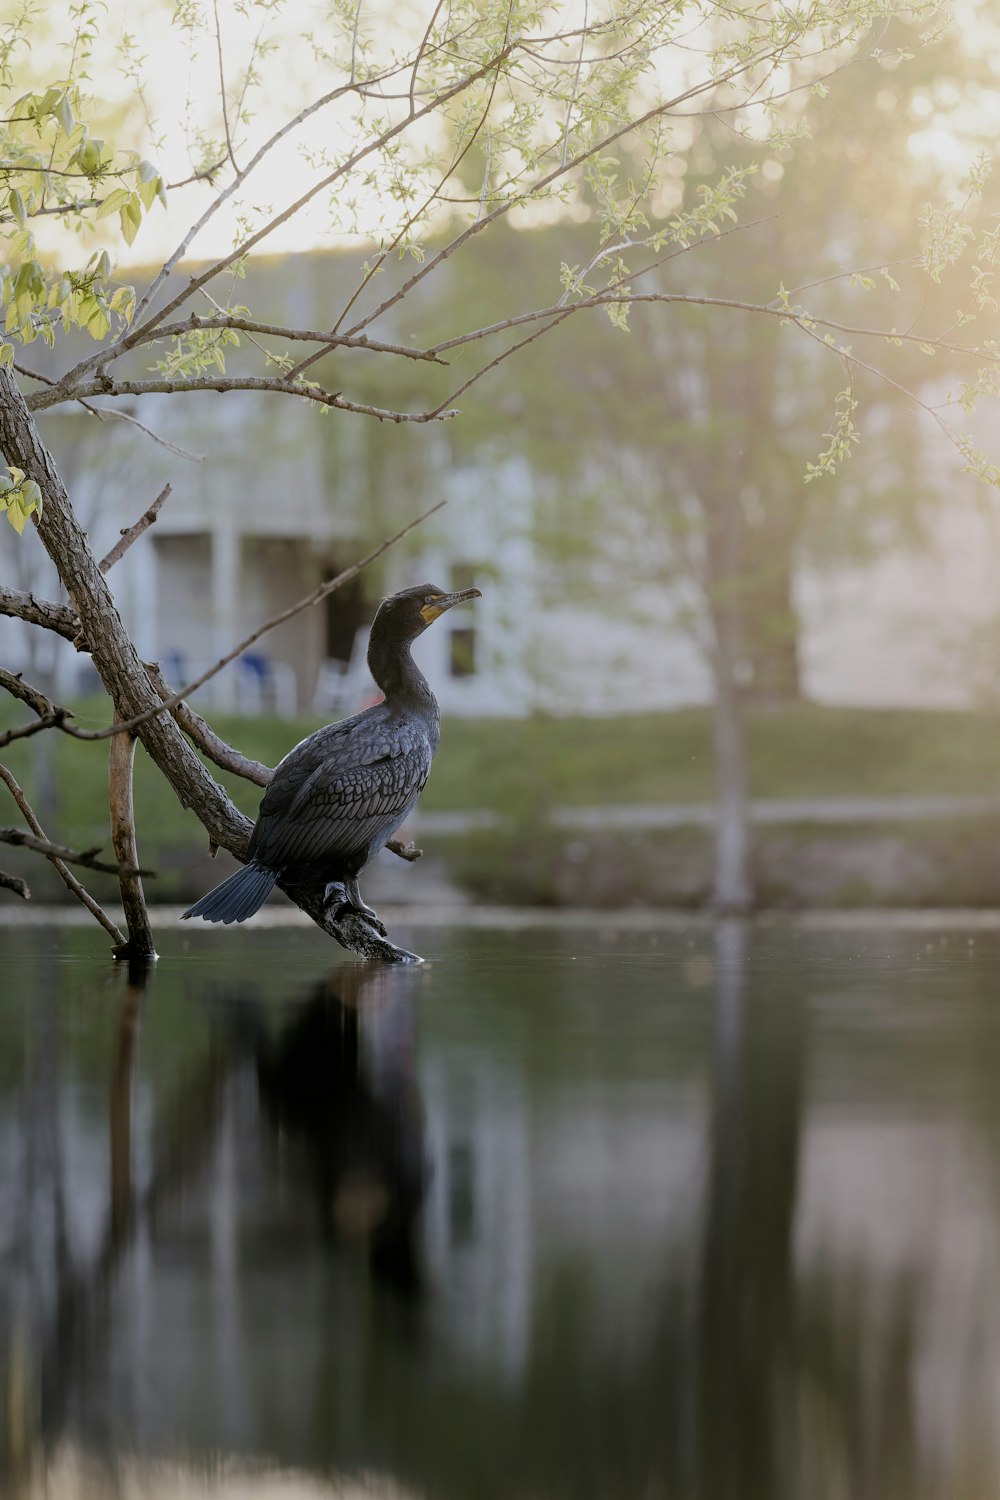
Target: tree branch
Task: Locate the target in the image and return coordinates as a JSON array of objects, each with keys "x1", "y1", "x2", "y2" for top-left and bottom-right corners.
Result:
[
  {"x1": 133, "y1": 314, "x2": 445, "y2": 365},
  {"x1": 100, "y1": 484, "x2": 173, "y2": 573},
  {"x1": 108, "y1": 719, "x2": 157, "y2": 958},
  {"x1": 0, "y1": 870, "x2": 29, "y2": 899},
  {"x1": 144, "y1": 661, "x2": 272, "y2": 787},
  {"x1": 0, "y1": 826, "x2": 153, "y2": 877},
  {"x1": 49, "y1": 38, "x2": 518, "y2": 407},
  {"x1": 26, "y1": 374, "x2": 457, "y2": 422},
  {"x1": 0, "y1": 586, "x2": 80, "y2": 641}
]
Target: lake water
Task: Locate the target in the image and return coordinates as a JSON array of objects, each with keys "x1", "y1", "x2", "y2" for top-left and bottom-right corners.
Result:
[{"x1": 3, "y1": 915, "x2": 1000, "y2": 1499}]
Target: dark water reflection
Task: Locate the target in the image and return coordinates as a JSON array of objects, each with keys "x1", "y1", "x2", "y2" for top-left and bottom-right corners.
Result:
[{"x1": 3, "y1": 919, "x2": 1000, "y2": 1498}]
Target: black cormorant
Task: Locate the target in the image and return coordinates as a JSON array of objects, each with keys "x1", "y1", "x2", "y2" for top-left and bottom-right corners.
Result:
[{"x1": 182, "y1": 582, "x2": 481, "y2": 927}]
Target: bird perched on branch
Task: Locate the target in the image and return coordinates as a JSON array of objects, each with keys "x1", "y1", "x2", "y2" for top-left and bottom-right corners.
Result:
[{"x1": 183, "y1": 582, "x2": 481, "y2": 928}]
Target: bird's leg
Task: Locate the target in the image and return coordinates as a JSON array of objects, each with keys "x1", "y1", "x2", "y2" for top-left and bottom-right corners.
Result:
[
  {"x1": 345, "y1": 877, "x2": 387, "y2": 935},
  {"x1": 324, "y1": 876, "x2": 387, "y2": 937}
]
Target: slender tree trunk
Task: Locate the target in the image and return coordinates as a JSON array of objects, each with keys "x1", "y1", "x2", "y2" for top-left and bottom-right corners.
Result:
[
  {"x1": 710, "y1": 612, "x2": 752, "y2": 912},
  {"x1": 705, "y1": 477, "x2": 753, "y2": 913},
  {"x1": 108, "y1": 722, "x2": 156, "y2": 959}
]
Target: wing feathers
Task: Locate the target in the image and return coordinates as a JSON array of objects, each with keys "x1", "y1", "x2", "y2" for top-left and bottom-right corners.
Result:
[{"x1": 248, "y1": 718, "x2": 432, "y2": 872}]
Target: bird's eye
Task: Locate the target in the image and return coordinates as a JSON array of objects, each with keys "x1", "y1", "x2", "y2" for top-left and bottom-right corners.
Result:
[{"x1": 424, "y1": 593, "x2": 441, "y2": 604}]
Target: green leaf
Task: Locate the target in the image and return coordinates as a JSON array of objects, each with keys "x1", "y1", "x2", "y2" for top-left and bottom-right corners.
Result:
[
  {"x1": 96, "y1": 187, "x2": 130, "y2": 219},
  {"x1": 5, "y1": 497, "x2": 26, "y2": 535},
  {"x1": 137, "y1": 175, "x2": 159, "y2": 211},
  {"x1": 53, "y1": 91, "x2": 74, "y2": 137},
  {"x1": 7, "y1": 189, "x2": 26, "y2": 227},
  {"x1": 119, "y1": 203, "x2": 140, "y2": 247}
]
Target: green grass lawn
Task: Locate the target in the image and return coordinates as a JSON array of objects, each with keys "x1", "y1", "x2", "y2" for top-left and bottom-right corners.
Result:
[
  {"x1": 3, "y1": 700, "x2": 1000, "y2": 858},
  {"x1": 5, "y1": 693, "x2": 1000, "y2": 894}
]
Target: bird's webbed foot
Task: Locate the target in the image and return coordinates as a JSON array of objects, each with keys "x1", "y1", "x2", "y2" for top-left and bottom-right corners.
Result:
[{"x1": 323, "y1": 880, "x2": 388, "y2": 937}]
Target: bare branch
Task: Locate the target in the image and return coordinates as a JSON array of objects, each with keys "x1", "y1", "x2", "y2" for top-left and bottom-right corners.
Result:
[
  {"x1": 133, "y1": 313, "x2": 445, "y2": 364},
  {"x1": 100, "y1": 484, "x2": 173, "y2": 573},
  {"x1": 0, "y1": 870, "x2": 29, "y2": 899},
  {"x1": 145, "y1": 661, "x2": 272, "y2": 787},
  {"x1": 212, "y1": 0, "x2": 240, "y2": 176},
  {"x1": 409, "y1": 0, "x2": 449, "y2": 116},
  {"x1": 0, "y1": 667, "x2": 60, "y2": 720},
  {"x1": 0, "y1": 586, "x2": 80, "y2": 642},
  {"x1": 84, "y1": 406, "x2": 206, "y2": 461},
  {"x1": 0, "y1": 825, "x2": 153, "y2": 877},
  {"x1": 27, "y1": 374, "x2": 457, "y2": 423},
  {"x1": 0, "y1": 762, "x2": 125, "y2": 943}
]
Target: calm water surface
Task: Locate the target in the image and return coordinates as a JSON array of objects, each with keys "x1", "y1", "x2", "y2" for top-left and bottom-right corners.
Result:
[{"x1": 3, "y1": 918, "x2": 1000, "y2": 1499}]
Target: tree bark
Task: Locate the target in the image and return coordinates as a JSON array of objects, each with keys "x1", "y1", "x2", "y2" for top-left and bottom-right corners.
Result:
[{"x1": 108, "y1": 722, "x2": 156, "y2": 960}]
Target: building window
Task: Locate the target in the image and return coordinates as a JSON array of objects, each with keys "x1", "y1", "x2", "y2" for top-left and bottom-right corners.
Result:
[
  {"x1": 449, "y1": 626, "x2": 477, "y2": 678},
  {"x1": 448, "y1": 562, "x2": 478, "y2": 678}
]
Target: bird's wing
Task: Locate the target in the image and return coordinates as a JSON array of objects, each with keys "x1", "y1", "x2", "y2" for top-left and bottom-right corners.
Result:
[{"x1": 248, "y1": 717, "x2": 432, "y2": 870}]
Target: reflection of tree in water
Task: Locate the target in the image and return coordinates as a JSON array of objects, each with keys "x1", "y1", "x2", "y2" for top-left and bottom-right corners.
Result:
[
  {"x1": 690, "y1": 923, "x2": 997, "y2": 1500},
  {"x1": 693, "y1": 918, "x2": 805, "y2": 1500}
]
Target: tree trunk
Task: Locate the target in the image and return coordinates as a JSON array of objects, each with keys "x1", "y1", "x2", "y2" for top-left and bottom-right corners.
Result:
[
  {"x1": 710, "y1": 628, "x2": 752, "y2": 913},
  {"x1": 108, "y1": 722, "x2": 156, "y2": 960}
]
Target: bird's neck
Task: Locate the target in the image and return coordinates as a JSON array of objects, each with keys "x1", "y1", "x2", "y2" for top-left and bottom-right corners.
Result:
[{"x1": 368, "y1": 634, "x2": 438, "y2": 717}]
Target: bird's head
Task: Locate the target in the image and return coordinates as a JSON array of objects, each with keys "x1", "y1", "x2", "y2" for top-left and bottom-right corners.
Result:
[{"x1": 372, "y1": 581, "x2": 482, "y2": 643}]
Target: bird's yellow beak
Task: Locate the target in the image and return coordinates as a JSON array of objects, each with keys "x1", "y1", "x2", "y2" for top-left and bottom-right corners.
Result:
[{"x1": 419, "y1": 587, "x2": 481, "y2": 625}]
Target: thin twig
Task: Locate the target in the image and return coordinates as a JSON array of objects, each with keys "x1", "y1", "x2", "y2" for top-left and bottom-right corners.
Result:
[
  {"x1": 100, "y1": 484, "x2": 173, "y2": 572},
  {"x1": 132, "y1": 313, "x2": 444, "y2": 364},
  {"x1": 85, "y1": 407, "x2": 206, "y2": 461},
  {"x1": 0, "y1": 762, "x2": 126, "y2": 942},
  {"x1": 0, "y1": 870, "x2": 29, "y2": 899},
  {"x1": 0, "y1": 825, "x2": 153, "y2": 877},
  {"x1": 560, "y1": 0, "x2": 588, "y2": 169},
  {"x1": 122, "y1": 52, "x2": 410, "y2": 330},
  {"x1": 350, "y1": 0, "x2": 363, "y2": 84},
  {"x1": 13, "y1": 361, "x2": 204, "y2": 458},
  {"x1": 212, "y1": 0, "x2": 240, "y2": 175}
]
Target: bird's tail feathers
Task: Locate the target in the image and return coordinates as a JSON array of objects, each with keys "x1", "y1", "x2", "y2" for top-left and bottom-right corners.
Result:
[{"x1": 182, "y1": 860, "x2": 278, "y2": 925}]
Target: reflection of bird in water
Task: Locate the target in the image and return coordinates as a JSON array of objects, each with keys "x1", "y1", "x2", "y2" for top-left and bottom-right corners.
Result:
[
  {"x1": 183, "y1": 582, "x2": 480, "y2": 927},
  {"x1": 255, "y1": 966, "x2": 428, "y2": 1294}
]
